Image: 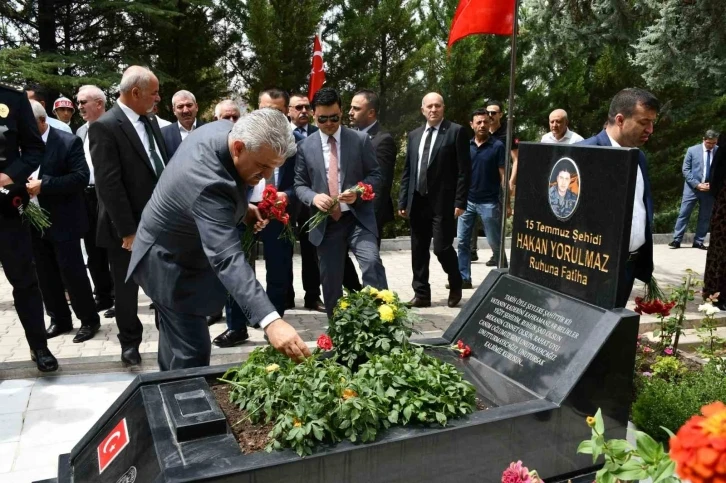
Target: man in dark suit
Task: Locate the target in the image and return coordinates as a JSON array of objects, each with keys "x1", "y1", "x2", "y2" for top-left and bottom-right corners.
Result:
[
  {"x1": 578, "y1": 87, "x2": 659, "y2": 307},
  {"x1": 399, "y1": 92, "x2": 471, "y2": 308},
  {"x1": 89, "y1": 66, "x2": 169, "y2": 365},
  {"x1": 348, "y1": 89, "x2": 397, "y2": 243},
  {"x1": 26, "y1": 100, "x2": 101, "y2": 343},
  {"x1": 161, "y1": 90, "x2": 204, "y2": 158},
  {"x1": 294, "y1": 87, "x2": 388, "y2": 318},
  {"x1": 75, "y1": 85, "x2": 115, "y2": 317},
  {"x1": 128, "y1": 110, "x2": 310, "y2": 370},
  {"x1": 669, "y1": 130, "x2": 719, "y2": 250},
  {"x1": 0, "y1": 83, "x2": 57, "y2": 372},
  {"x1": 289, "y1": 93, "x2": 360, "y2": 311},
  {"x1": 215, "y1": 88, "x2": 299, "y2": 347}
]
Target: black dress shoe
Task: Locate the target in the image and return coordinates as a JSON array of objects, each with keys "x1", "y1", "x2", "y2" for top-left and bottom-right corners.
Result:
[
  {"x1": 103, "y1": 308, "x2": 115, "y2": 318},
  {"x1": 206, "y1": 312, "x2": 224, "y2": 326},
  {"x1": 485, "y1": 257, "x2": 497, "y2": 267},
  {"x1": 285, "y1": 299, "x2": 296, "y2": 310},
  {"x1": 95, "y1": 299, "x2": 114, "y2": 312},
  {"x1": 448, "y1": 288, "x2": 463, "y2": 308},
  {"x1": 213, "y1": 329, "x2": 250, "y2": 348},
  {"x1": 149, "y1": 302, "x2": 156, "y2": 310},
  {"x1": 121, "y1": 346, "x2": 141, "y2": 366},
  {"x1": 693, "y1": 242, "x2": 708, "y2": 250},
  {"x1": 46, "y1": 322, "x2": 73, "y2": 339},
  {"x1": 406, "y1": 297, "x2": 431, "y2": 308},
  {"x1": 30, "y1": 348, "x2": 58, "y2": 372},
  {"x1": 668, "y1": 240, "x2": 681, "y2": 249},
  {"x1": 73, "y1": 323, "x2": 100, "y2": 343},
  {"x1": 304, "y1": 300, "x2": 326, "y2": 312},
  {"x1": 446, "y1": 281, "x2": 473, "y2": 289},
  {"x1": 471, "y1": 251, "x2": 479, "y2": 262}
]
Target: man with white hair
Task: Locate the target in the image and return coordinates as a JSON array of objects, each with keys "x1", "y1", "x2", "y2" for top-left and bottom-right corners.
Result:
[
  {"x1": 89, "y1": 65, "x2": 169, "y2": 366},
  {"x1": 540, "y1": 109, "x2": 584, "y2": 144},
  {"x1": 161, "y1": 89, "x2": 204, "y2": 158},
  {"x1": 128, "y1": 109, "x2": 312, "y2": 370},
  {"x1": 75, "y1": 85, "x2": 115, "y2": 318},
  {"x1": 214, "y1": 99, "x2": 241, "y2": 122},
  {"x1": 26, "y1": 99, "x2": 100, "y2": 343}
]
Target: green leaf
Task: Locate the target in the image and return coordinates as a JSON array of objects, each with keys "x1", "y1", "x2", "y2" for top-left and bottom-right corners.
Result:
[
  {"x1": 660, "y1": 426, "x2": 676, "y2": 438},
  {"x1": 312, "y1": 426, "x2": 324, "y2": 441},
  {"x1": 435, "y1": 412, "x2": 447, "y2": 426},
  {"x1": 611, "y1": 459, "x2": 648, "y2": 481},
  {"x1": 385, "y1": 387, "x2": 397, "y2": 398},
  {"x1": 403, "y1": 405, "x2": 413, "y2": 422},
  {"x1": 388, "y1": 409, "x2": 399, "y2": 424},
  {"x1": 577, "y1": 440, "x2": 593, "y2": 454},
  {"x1": 634, "y1": 431, "x2": 660, "y2": 464},
  {"x1": 596, "y1": 467, "x2": 615, "y2": 483},
  {"x1": 652, "y1": 458, "x2": 676, "y2": 483},
  {"x1": 594, "y1": 408, "x2": 605, "y2": 434}
]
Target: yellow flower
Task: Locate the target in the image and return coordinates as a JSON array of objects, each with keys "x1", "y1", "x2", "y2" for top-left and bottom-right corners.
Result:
[
  {"x1": 342, "y1": 388, "x2": 358, "y2": 400},
  {"x1": 265, "y1": 363, "x2": 280, "y2": 373},
  {"x1": 339, "y1": 300, "x2": 350, "y2": 310},
  {"x1": 365, "y1": 286, "x2": 379, "y2": 296},
  {"x1": 377, "y1": 289, "x2": 395, "y2": 304},
  {"x1": 378, "y1": 304, "x2": 395, "y2": 322},
  {"x1": 586, "y1": 416, "x2": 596, "y2": 428},
  {"x1": 293, "y1": 418, "x2": 302, "y2": 428}
]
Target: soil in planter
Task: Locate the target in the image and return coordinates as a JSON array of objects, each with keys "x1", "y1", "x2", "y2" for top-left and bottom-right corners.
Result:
[{"x1": 211, "y1": 383, "x2": 273, "y2": 454}]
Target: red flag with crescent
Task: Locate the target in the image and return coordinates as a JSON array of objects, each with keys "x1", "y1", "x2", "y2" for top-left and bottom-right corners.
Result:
[
  {"x1": 447, "y1": 0, "x2": 516, "y2": 48},
  {"x1": 308, "y1": 34, "x2": 326, "y2": 100}
]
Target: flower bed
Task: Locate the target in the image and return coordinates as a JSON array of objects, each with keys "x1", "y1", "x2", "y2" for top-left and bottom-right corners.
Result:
[{"x1": 217, "y1": 287, "x2": 483, "y2": 456}]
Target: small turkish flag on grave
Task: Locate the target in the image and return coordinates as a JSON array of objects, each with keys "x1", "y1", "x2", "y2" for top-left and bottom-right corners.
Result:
[
  {"x1": 97, "y1": 418, "x2": 130, "y2": 474},
  {"x1": 308, "y1": 34, "x2": 325, "y2": 101}
]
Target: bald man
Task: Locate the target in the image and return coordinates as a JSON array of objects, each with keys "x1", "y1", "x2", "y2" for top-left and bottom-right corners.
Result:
[
  {"x1": 399, "y1": 92, "x2": 471, "y2": 308},
  {"x1": 540, "y1": 109, "x2": 584, "y2": 144}
]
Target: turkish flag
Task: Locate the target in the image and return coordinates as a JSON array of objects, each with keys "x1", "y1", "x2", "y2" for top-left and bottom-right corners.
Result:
[
  {"x1": 447, "y1": 0, "x2": 516, "y2": 48},
  {"x1": 308, "y1": 34, "x2": 325, "y2": 101},
  {"x1": 97, "y1": 418, "x2": 130, "y2": 474}
]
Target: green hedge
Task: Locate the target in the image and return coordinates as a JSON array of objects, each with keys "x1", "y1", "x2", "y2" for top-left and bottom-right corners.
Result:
[
  {"x1": 631, "y1": 364, "x2": 726, "y2": 443},
  {"x1": 653, "y1": 206, "x2": 699, "y2": 235}
]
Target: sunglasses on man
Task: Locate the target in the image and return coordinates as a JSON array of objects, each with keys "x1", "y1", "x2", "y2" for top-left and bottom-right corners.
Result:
[
  {"x1": 293, "y1": 104, "x2": 311, "y2": 111},
  {"x1": 317, "y1": 114, "x2": 340, "y2": 124},
  {"x1": 487, "y1": 110, "x2": 500, "y2": 117}
]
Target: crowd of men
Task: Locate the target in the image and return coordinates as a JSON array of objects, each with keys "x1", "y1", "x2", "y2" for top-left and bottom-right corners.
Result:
[{"x1": 0, "y1": 65, "x2": 668, "y2": 371}]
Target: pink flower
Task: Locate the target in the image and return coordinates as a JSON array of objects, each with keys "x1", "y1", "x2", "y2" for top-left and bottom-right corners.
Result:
[
  {"x1": 664, "y1": 347, "x2": 674, "y2": 355},
  {"x1": 317, "y1": 334, "x2": 333, "y2": 351},
  {"x1": 502, "y1": 461, "x2": 532, "y2": 483}
]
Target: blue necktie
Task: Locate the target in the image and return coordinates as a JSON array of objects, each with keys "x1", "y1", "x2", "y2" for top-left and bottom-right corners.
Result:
[
  {"x1": 705, "y1": 150, "x2": 712, "y2": 183},
  {"x1": 296, "y1": 127, "x2": 307, "y2": 138}
]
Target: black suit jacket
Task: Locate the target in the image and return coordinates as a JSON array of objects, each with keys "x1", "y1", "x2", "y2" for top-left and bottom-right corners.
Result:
[
  {"x1": 161, "y1": 119, "x2": 205, "y2": 159},
  {"x1": 89, "y1": 103, "x2": 169, "y2": 248},
  {"x1": 366, "y1": 122, "x2": 397, "y2": 231},
  {"x1": 399, "y1": 119, "x2": 471, "y2": 215},
  {"x1": 36, "y1": 127, "x2": 89, "y2": 242}
]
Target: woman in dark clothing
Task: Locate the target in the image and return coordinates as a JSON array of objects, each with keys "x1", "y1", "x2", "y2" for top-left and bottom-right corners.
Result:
[{"x1": 704, "y1": 133, "x2": 726, "y2": 310}]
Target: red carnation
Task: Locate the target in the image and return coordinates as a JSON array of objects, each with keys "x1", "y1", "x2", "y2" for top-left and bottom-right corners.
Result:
[
  {"x1": 457, "y1": 340, "x2": 465, "y2": 350},
  {"x1": 12, "y1": 196, "x2": 22, "y2": 208},
  {"x1": 317, "y1": 334, "x2": 333, "y2": 351},
  {"x1": 357, "y1": 182, "x2": 375, "y2": 201},
  {"x1": 461, "y1": 345, "x2": 472, "y2": 358}
]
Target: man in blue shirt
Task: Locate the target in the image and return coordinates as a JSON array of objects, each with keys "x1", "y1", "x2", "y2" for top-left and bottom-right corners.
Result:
[{"x1": 456, "y1": 108, "x2": 506, "y2": 287}]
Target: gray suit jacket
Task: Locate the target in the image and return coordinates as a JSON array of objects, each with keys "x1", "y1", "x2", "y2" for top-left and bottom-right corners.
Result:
[
  {"x1": 294, "y1": 126, "x2": 382, "y2": 246},
  {"x1": 126, "y1": 121, "x2": 276, "y2": 324},
  {"x1": 683, "y1": 143, "x2": 718, "y2": 194},
  {"x1": 76, "y1": 122, "x2": 89, "y2": 141}
]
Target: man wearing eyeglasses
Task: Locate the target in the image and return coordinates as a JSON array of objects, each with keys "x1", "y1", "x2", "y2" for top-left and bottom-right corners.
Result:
[
  {"x1": 289, "y1": 94, "x2": 316, "y2": 138},
  {"x1": 294, "y1": 87, "x2": 388, "y2": 318}
]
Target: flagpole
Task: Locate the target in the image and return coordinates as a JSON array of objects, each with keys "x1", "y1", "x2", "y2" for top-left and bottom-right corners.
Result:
[{"x1": 498, "y1": 0, "x2": 520, "y2": 269}]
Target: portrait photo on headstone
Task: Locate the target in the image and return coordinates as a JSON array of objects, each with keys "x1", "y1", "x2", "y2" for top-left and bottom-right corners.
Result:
[{"x1": 548, "y1": 157, "x2": 580, "y2": 221}]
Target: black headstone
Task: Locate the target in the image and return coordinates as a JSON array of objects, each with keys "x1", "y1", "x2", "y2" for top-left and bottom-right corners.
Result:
[{"x1": 509, "y1": 143, "x2": 640, "y2": 309}]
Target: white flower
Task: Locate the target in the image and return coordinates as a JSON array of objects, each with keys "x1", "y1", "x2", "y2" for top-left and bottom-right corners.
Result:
[
  {"x1": 698, "y1": 303, "x2": 712, "y2": 313},
  {"x1": 706, "y1": 306, "x2": 721, "y2": 316}
]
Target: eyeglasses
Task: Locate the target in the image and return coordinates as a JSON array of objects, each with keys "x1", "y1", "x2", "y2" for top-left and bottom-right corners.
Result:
[
  {"x1": 317, "y1": 114, "x2": 340, "y2": 124},
  {"x1": 293, "y1": 104, "x2": 311, "y2": 111},
  {"x1": 487, "y1": 111, "x2": 500, "y2": 116}
]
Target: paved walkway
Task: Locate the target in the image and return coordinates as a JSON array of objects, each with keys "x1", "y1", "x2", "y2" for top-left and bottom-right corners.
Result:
[{"x1": 0, "y1": 243, "x2": 711, "y2": 374}]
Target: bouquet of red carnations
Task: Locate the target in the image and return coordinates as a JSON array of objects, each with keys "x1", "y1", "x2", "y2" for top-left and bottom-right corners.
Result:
[
  {"x1": 303, "y1": 182, "x2": 375, "y2": 233},
  {"x1": 240, "y1": 185, "x2": 295, "y2": 255},
  {"x1": 0, "y1": 183, "x2": 51, "y2": 233}
]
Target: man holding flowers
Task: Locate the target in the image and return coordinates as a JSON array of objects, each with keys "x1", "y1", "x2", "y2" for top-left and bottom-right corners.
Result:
[{"x1": 294, "y1": 87, "x2": 388, "y2": 318}]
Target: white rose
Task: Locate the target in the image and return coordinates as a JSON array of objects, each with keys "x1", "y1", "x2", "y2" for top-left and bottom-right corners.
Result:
[
  {"x1": 706, "y1": 306, "x2": 720, "y2": 316},
  {"x1": 698, "y1": 304, "x2": 712, "y2": 313}
]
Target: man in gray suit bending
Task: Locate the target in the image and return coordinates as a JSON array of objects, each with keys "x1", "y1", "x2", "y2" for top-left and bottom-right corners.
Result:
[
  {"x1": 294, "y1": 87, "x2": 388, "y2": 318},
  {"x1": 669, "y1": 130, "x2": 719, "y2": 250},
  {"x1": 128, "y1": 109, "x2": 311, "y2": 370}
]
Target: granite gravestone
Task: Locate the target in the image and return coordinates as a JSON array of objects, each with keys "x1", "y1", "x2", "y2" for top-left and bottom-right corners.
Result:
[{"x1": 509, "y1": 142, "x2": 640, "y2": 309}]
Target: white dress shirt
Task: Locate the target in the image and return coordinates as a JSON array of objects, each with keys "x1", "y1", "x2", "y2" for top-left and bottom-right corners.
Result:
[
  {"x1": 29, "y1": 126, "x2": 52, "y2": 205},
  {"x1": 155, "y1": 116, "x2": 172, "y2": 128},
  {"x1": 80, "y1": 122, "x2": 95, "y2": 185},
  {"x1": 249, "y1": 168, "x2": 280, "y2": 202},
  {"x1": 608, "y1": 134, "x2": 646, "y2": 252},
  {"x1": 540, "y1": 128, "x2": 584, "y2": 144},
  {"x1": 179, "y1": 119, "x2": 197, "y2": 141},
  {"x1": 319, "y1": 126, "x2": 349, "y2": 212},
  {"x1": 703, "y1": 143, "x2": 714, "y2": 182},
  {"x1": 417, "y1": 119, "x2": 443, "y2": 186},
  {"x1": 117, "y1": 100, "x2": 165, "y2": 175}
]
